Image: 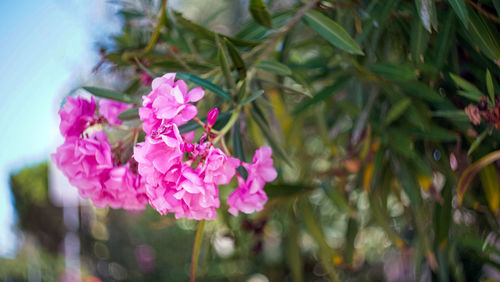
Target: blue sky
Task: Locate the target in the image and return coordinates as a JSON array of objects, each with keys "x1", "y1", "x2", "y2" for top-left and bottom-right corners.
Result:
[{"x1": 0, "y1": 0, "x2": 119, "y2": 257}]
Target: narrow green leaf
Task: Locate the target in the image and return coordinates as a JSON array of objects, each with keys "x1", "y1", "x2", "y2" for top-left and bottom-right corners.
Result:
[
  {"x1": 370, "y1": 63, "x2": 417, "y2": 81},
  {"x1": 223, "y1": 38, "x2": 246, "y2": 80},
  {"x1": 250, "y1": 107, "x2": 293, "y2": 166},
  {"x1": 447, "y1": 0, "x2": 468, "y2": 28},
  {"x1": 486, "y1": 69, "x2": 495, "y2": 103},
  {"x1": 466, "y1": 8, "x2": 500, "y2": 63},
  {"x1": 415, "y1": 0, "x2": 438, "y2": 32},
  {"x1": 249, "y1": 0, "x2": 272, "y2": 29},
  {"x1": 117, "y1": 107, "x2": 139, "y2": 121},
  {"x1": 255, "y1": 60, "x2": 292, "y2": 76},
  {"x1": 433, "y1": 11, "x2": 455, "y2": 69},
  {"x1": 385, "y1": 98, "x2": 412, "y2": 125},
  {"x1": 176, "y1": 72, "x2": 231, "y2": 100},
  {"x1": 293, "y1": 78, "x2": 349, "y2": 115},
  {"x1": 431, "y1": 110, "x2": 469, "y2": 121},
  {"x1": 468, "y1": 129, "x2": 488, "y2": 156},
  {"x1": 82, "y1": 87, "x2": 136, "y2": 104},
  {"x1": 178, "y1": 111, "x2": 232, "y2": 134},
  {"x1": 387, "y1": 130, "x2": 414, "y2": 158},
  {"x1": 240, "y1": 90, "x2": 265, "y2": 106},
  {"x1": 233, "y1": 120, "x2": 248, "y2": 178},
  {"x1": 450, "y1": 73, "x2": 483, "y2": 101},
  {"x1": 404, "y1": 126, "x2": 457, "y2": 141},
  {"x1": 494, "y1": 0, "x2": 500, "y2": 18},
  {"x1": 398, "y1": 81, "x2": 446, "y2": 103},
  {"x1": 216, "y1": 35, "x2": 236, "y2": 90},
  {"x1": 410, "y1": 12, "x2": 430, "y2": 62},
  {"x1": 303, "y1": 10, "x2": 364, "y2": 55}
]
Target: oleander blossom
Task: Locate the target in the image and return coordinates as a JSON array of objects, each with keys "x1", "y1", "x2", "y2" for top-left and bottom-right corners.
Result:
[
  {"x1": 99, "y1": 99, "x2": 133, "y2": 125},
  {"x1": 139, "y1": 73, "x2": 204, "y2": 134},
  {"x1": 104, "y1": 164, "x2": 148, "y2": 210},
  {"x1": 52, "y1": 130, "x2": 113, "y2": 199},
  {"x1": 227, "y1": 146, "x2": 277, "y2": 216},
  {"x1": 59, "y1": 96, "x2": 96, "y2": 137}
]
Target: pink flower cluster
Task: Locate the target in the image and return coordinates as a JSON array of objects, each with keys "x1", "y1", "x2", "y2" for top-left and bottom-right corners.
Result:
[
  {"x1": 134, "y1": 73, "x2": 277, "y2": 219},
  {"x1": 53, "y1": 73, "x2": 277, "y2": 219},
  {"x1": 52, "y1": 96, "x2": 147, "y2": 210}
]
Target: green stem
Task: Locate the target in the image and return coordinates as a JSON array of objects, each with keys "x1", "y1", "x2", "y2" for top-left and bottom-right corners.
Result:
[
  {"x1": 143, "y1": 0, "x2": 167, "y2": 54},
  {"x1": 212, "y1": 106, "x2": 241, "y2": 144},
  {"x1": 190, "y1": 220, "x2": 205, "y2": 282}
]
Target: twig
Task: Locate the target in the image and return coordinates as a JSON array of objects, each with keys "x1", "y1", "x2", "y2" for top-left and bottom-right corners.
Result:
[
  {"x1": 467, "y1": 0, "x2": 500, "y2": 24},
  {"x1": 190, "y1": 220, "x2": 206, "y2": 282}
]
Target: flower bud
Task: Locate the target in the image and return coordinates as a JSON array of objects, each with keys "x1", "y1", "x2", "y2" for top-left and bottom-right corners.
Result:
[
  {"x1": 207, "y1": 108, "x2": 219, "y2": 127},
  {"x1": 184, "y1": 143, "x2": 194, "y2": 153}
]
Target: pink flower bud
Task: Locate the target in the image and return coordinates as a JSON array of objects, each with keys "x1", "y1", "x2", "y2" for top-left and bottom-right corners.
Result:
[
  {"x1": 207, "y1": 108, "x2": 219, "y2": 127},
  {"x1": 184, "y1": 143, "x2": 194, "y2": 153}
]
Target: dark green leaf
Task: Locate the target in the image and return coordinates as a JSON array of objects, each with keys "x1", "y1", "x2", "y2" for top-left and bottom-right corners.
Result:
[
  {"x1": 82, "y1": 87, "x2": 136, "y2": 104},
  {"x1": 250, "y1": 107, "x2": 293, "y2": 166},
  {"x1": 240, "y1": 90, "x2": 265, "y2": 106},
  {"x1": 369, "y1": 63, "x2": 417, "y2": 81},
  {"x1": 466, "y1": 8, "x2": 500, "y2": 63},
  {"x1": 293, "y1": 78, "x2": 349, "y2": 115},
  {"x1": 433, "y1": 11, "x2": 455, "y2": 69},
  {"x1": 249, "y1": 0, "x2": 272, "y2": 29},
  {"x1": 385, "y1": 98, "x2": 412, "y2": 125},
  {"x1": 447, "y1": 0, "x2": 468, "y2": 27},
  {"x1": 224, "y1": 38, "x2": 246, "y2": 80},
  {"x1": 303, "y1": 10, "x2": 364, "y2": 55},
  {"x1": 468, "y1": 129, "x2": 488, "y2": 156},
  {"x1": 255, "y1": 60, "x2": 292, "y2": 76},
  {"x1": 117, "y1": 107, "x2": 139, "y2": 121},
  {"x1": 176, "y1": 72, "x2": 231, "y2": 100},
  {"x1": 397, "y1": 81, "x2": 446, "y2": 103},
  {"x1": 410, "y1": 12, "x2": 430, "y2": 62},
  {"x1": 486, "y1": 69, "x2": 495, "y2": 103}
]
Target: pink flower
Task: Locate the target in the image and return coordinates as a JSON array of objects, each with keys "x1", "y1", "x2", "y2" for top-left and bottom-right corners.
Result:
[
  {"x1": 227, "y1": 146, "x2": 277, "y2": 216},
  {"x1": 200, "y1": 146, "x2": 240, "y2": 185},
  {"x1": 104, "y1": 164, "x2": 148, "y2": 210},
  {"x1": 99, "y1": 99, "x2": 133, "y2": 125},
  {"x1": 145, "y1": 164, "x2": 220, "y2": 220},
  {"x1": 139, "y1": 73, "x2": 204, "y2": 134},
  {"x1": 243, "y1": 146, "x2": 278, "y2": 190},
  {"x1": 133, "y1": 123, "x2": 184, "y2": 186},
  {"x1": 58, "y1": 96, "x2": 96, "y2": 137},
  {"x1": 227, "y1": 176, "x2": 268, "y2": 216},
  {"x1": 52, "y1": 131, "x2": 113, "y2": 199}
]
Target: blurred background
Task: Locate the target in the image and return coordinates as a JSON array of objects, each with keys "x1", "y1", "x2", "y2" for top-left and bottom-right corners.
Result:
[{"x1": 3, "y1": 0, "x2": 500, "y2": 281}]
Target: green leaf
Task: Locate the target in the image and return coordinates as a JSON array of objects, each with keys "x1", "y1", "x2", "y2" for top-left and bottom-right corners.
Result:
[
  {"x1": 303, "y1": 10, "x2": 364, "y2": 55},
  {"x1": 250, "y1": 107, "x2": 293, "y2": 166},
  {"x1": 458, "y1": 150, "x2": 500, "y2": 204},
  {"x1": 176, "y1": 72, "x2": 231, "y2": 100},
  {"x1": 255, "y1": 60, "x2": 292, "y2": 76},
  {"x1": 466, "y1": 8, "x2": 500, "y2": 63},
  {"x1": 293, "y1": 78, "x2": 349, "y2": 115},
  {"x1": 410, "y1": 12, "x2": 430, "y2": 62},
  {"x1": 240, "y1": 90, "x2": 265, "y2": 106},
  {"x1": 386, "y1": 130, "x2": 414, "y2": 158},
  {"x1": 369, "y1": 63, "x2": 417, "y2": 81},
  {"x1": 223, "y1": 38, "x2": 246, "y2": 80},
  {"x1": 178, "y1": 111, "x2": 232, "y2": 134},
  {"x1": 288, "y1": 211, "x2": 303, "y2": 282},
  {"x1": 433, "y1": 11, "x2": 455, "y2": 69},
  {"x1": 431, "y1": 110, "x2": 469, "y2": 121},
  {"x1": 486, "y1": 69, "x2": 495, "y2": 103},
  {"x1": 447, "y1": 0, "x2": 468, "y2": 28},
  {"x1": 82, "y1": 87, "x2": 136, "y2": 104},
  {"x1": 467, "y1": 129, "x2": 488, "y2": 156},
  {"x1": 494, "y1": 0, "x2": 500, "y2": 18},
  {"x1": 216, "y1": 35, "x2": 236, "y2": 90},
  {"x1": 404, "y1": 126, "x2": 457, "y2": 141},
  {"x1": 344, "y1": 217, "x2": 359, "y2": 266},
  {"x1": 398, "y1": 81, "x2": 446, "y2": 103},
  {"x1": 249, "y1": 0, "x2": 272, "y2": 29},
  {"x1": 415, "y1": 0, "x2": 438, "y2": 32},
  {"x1": 385, "y1": 98, "x2": 412, "y2": 125},
  {"x1": 450, "y1": 73, "x2": 483, "y2": 101},
  {"x1": 117, "y1": 107, "x2": 139, "y2": 121}
]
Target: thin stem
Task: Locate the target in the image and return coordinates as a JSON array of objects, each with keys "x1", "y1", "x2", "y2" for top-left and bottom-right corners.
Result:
[
  {"x1": 190, "y1": 220, "x2": 206, "y2": 282},
  {"x1": 143, "y1": 0, "x2": 167, "y2": 54},
  {"x1": 212, "y1": 106, "x2": 241, "y2": 144}
]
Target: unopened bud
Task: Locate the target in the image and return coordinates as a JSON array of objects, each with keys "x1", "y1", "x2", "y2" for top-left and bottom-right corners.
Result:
[
  {"x1": 184, "y1": 143, "x2": 194, "y2": 153},
  {"x1": 207, "y1": 108, "x2": 219, "y2": 127}
]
